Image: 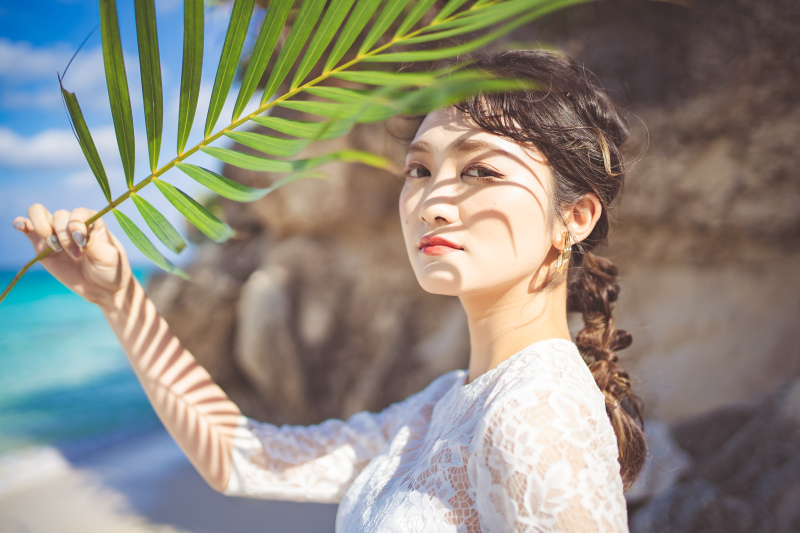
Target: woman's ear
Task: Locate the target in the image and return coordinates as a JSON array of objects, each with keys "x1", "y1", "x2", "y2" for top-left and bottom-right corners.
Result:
[{"x1": 553, "y1": 193, "x2": 602, "y2": 248}]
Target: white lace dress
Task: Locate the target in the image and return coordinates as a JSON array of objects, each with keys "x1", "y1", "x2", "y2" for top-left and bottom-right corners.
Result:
[{"x1": 224, "y1": 338, "x2": 628, "y2": 532}]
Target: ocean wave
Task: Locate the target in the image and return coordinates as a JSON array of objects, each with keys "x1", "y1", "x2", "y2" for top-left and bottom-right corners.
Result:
[{"x1": 0, "y1": 445, "x2": 72, "y2": 498}]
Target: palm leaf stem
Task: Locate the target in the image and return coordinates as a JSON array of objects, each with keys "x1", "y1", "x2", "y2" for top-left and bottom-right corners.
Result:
[
  {"x1": 0, "y1": 250, "x2": 54, "y2": 303},
  {"x1": 0, "y1": 2, "x2": 540, "y2": 304}
]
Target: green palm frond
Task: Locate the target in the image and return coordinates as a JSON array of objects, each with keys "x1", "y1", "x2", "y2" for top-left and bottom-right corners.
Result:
[{"x1": 0, "y1": 0, "x2": 592, "y2": 304}]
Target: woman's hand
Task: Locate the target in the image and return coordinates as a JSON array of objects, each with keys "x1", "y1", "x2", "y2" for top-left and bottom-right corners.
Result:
[
  {"x1": 15, "y1": 204, "x2": 241, "y2": 492},
  {"x1": 13, "y1": 204, "x2": 133, "y2": 309}
]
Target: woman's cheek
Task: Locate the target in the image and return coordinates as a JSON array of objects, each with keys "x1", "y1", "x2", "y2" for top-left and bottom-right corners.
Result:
[{"x1": 398, "y1": 182, "x2": 418, "y2": 219}]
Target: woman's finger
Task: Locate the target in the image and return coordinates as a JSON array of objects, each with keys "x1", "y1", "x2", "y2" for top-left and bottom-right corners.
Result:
[
  {"x1": 65, "y1": 208, "x2": 119, "y2": 270},
  {"x1": 12, "y1": 216, "x2": 31, "y2": 233},
  {"x1": 67, "y1": 207, "x2": 95, "y2": 249},
  {"x1": 52, "y1": 210, "x2": 78, "y2": 259},
  {"x1": 27, "y1": 204, "x2": 60, "y2": 253},
  {"x1": 14, "y1": 216, "x2": 49, "y2": 255},
  {"x1": 81, "y1": 217, "x2": 120, "y2": 269},
  {"x1": 85, "y1": 215, "x2": 108, "y2": 249}
]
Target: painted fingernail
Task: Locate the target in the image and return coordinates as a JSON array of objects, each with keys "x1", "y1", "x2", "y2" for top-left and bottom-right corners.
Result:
[
  {"x1": 46, "y1": 235, "x2": 64, "y2": 253},
  {"x1": 72, "y1": 230, "x2": 86, "y2": 248},
  {"x1": 14, "y1": 221, "x2": 25, "y2": 231}
]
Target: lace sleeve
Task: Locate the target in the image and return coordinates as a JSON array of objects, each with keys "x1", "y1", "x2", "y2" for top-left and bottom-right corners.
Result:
[
  {"x1": 224, "y1": 372, "x2": 455, "y2": 503},
  {"x1": 471, "y1": 383, "x2": 628, "y2": 532}
]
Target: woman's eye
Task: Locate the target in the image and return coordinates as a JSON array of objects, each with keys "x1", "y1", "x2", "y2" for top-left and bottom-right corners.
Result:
[
  {"x1": 405, "y1": 165, "x2": 430, "y2": 178},
  {"x1": 462, "y1": 165, "x2": 500, "y2": 181}
]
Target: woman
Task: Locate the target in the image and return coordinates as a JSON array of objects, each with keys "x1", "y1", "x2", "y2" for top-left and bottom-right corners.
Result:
[{"x1": 13, "y1": 50, "x2": 645, "y2": 531}]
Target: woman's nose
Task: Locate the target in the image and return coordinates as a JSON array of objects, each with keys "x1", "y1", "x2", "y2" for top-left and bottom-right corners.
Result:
[{"x1": 418, "y1": 177, "x2": 459, "y2": 225}]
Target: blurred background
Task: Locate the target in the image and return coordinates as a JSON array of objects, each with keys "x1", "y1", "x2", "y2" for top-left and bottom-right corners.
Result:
[{"x1": 1, "y1": 0, "x2": 799, "y2": 531}]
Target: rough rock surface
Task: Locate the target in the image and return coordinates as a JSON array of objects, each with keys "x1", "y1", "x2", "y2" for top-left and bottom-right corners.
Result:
[
  {"x1": 629, "y1": 379, "x2": 800, "y2": 533},
  {"x1": 624, "y1": 419, "x2": 693, "y2": 505},
  {"x1": 519, "y1": 0, "x2": 800, "y2": 421}
]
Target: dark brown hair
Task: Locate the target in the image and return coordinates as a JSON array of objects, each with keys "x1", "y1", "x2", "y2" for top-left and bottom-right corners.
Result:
[{"x1": 455, "y1": 49, "x2": 646, "y2": 489}]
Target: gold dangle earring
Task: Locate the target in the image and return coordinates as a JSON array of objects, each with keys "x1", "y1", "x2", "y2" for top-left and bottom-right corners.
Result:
[{"x1": 556, "y1": 231, "x2": 571, "y2": 274}]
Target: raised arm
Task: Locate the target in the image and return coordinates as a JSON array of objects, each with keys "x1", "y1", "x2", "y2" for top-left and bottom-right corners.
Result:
[
  {"x1": 14, "y1": 205, "x2": 241, "y2": 492},
  {"x1": 101, "y1": 276, "x2": 242, "y2": 491},
  {"x1": 13, "y1": 204, "x2": 438, "y2": 500}
]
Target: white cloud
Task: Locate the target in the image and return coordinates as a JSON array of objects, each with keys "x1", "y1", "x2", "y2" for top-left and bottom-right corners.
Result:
[
  {"x1": 0, "y1": 39, "x2": 74, "y2": 82},
  {"x1": 0, "y1": 126, "x2": 117, "y2": 169},
  {"x1": 64, "y1": 170, "x2": 98, "y2": 190},
  {"x1": 0, "y1": 40, "x2": 143, "y2": 112},
  {"x1": 1, "y1": 88, "x2": 63, "y2": 110},
  {"x1": 56, "y1": 47, "x2": 108, "y2": 92}
]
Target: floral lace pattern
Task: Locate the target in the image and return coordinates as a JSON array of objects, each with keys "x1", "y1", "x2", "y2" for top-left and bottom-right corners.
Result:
[{"x1": 225, "y1": 339, "x2": 628, "y2": 532}]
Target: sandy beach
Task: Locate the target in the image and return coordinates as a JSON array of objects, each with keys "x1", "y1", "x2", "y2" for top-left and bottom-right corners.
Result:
[{"x1": 0, "y1": 429, "x2": 337, "y2": 533}]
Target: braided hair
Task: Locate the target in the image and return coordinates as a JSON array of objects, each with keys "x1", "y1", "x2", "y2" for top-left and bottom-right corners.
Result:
[{"x1": 455, "y1": 49, "x2": 646, "y2": 488}]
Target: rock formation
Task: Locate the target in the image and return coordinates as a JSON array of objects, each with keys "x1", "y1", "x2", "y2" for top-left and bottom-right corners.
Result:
[
  {"x1": 630, "y1": 379, "x2": 800, "y2": 532},
  {"x1": 518, "y1": 0, "x2": 800, "y2": 421}
]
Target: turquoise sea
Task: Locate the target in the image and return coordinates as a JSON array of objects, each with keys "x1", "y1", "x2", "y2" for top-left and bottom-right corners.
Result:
[{"x1": 0, "y1": 269, "x2": 161, "y2": 459}]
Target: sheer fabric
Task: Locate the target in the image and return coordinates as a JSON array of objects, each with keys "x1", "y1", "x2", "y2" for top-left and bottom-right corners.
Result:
[{"x1": 224, "y1": 338, "x2": 628, "y2": 532}]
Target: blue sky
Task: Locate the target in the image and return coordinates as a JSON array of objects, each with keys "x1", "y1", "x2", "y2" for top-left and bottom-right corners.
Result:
[{"x1": 0, "y1": 0, "x2": 264, "y2": 269}]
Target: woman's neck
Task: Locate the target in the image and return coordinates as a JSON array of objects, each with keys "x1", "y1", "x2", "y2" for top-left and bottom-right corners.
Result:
[{"x1": 459, "y1": 275, "x2": 570, "y2": 385}]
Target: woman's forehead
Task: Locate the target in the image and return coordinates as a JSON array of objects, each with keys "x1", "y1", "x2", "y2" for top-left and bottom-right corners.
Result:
[
  {"x1": 413, "y1": 107, "x2": 479, "y2": 140},
  {"x1": 409, "y1": 108, "x2": 544, "y2": 164}
]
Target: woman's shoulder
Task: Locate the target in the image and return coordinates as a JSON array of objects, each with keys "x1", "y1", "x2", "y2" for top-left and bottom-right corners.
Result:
[
  {"x1": 486, "y1": 338, "x2": 608, "y2": 421},
  {"x1": 473, "y1": 338, "x2": 620, "y2": 465},
  {"x1": 382, "y1": 368, "x2": 464, "y2": 418},
  {"x1": 469, "y1": 340, "x2": 627, "y2": 530},
  {"x1": 503, "y1": 338, "x2": 599, "y2": 386},
  {"x1": 421, "y1": 367, "x2": 466, "y2": 398}
]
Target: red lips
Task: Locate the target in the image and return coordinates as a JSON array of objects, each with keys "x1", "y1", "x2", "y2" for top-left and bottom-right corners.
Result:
[{"x1": 419, "y1": 235, "x2": 462, "y2": 248}]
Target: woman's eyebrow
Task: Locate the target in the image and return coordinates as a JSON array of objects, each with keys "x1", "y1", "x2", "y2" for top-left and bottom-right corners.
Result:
[
  {"x1": 453, "y1": 138, "x2": 514, "y2": 158},
  {"x1": 408, "y1": 138, "x2": 515, "y2": 158},
  {"x1": 407, "y1": 141, "x2": 432, "y2": 154}
]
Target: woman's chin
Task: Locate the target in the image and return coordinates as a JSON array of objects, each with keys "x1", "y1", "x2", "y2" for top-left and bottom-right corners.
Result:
[{"x1": 414, "y1": 269, "x2": 464, "y2": 296}]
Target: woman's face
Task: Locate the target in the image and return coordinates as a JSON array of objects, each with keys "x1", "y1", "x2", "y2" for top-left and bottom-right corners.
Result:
[{"x1": 399, "y1": 107, "x2": 557, "y2": 297}]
